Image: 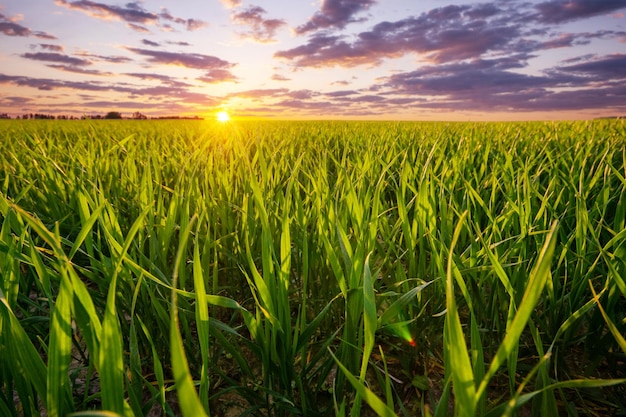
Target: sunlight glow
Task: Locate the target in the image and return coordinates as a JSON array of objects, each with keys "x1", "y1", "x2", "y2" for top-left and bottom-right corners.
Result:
[
  {"x1": 217, "y1": 111, "x2": 230, "y2": 122},
  {"x1": 386, "y1": 321, "x2": 415, "y2": 347}
]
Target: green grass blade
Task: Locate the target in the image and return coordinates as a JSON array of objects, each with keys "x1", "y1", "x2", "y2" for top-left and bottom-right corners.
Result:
[
  {"x1": 443, "y1": 211, "x2": 476, "y2": 417},
  {"x1": 170, "y1": 215, "x2": 208, "y2": 417},
  {"x1": 47, "y1": 272, "x2": 74, "y2": 417},
  {"x1": 193, "y1": 238, "x2": 211, "y2": 412},
  {"x1": 476, "y1": 221, "x2": 559, "y2": 401},
  {"x1": 589, "y1": 281, "x2": 626, "y2": 354},
  {"x1": 360, "y1": 254, "x2": 377, "y2": 381},
  {"x1": 0, "y1": 287, "x2": 48, "y2": 410},
  {"x1": 330, "y1": 349, "x2": 398, "y2": 417}
]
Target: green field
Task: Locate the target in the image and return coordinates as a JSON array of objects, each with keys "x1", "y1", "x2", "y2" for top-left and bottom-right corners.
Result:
[{"x1": 1, "y1": 119, "x2": 625, "y2": 416}]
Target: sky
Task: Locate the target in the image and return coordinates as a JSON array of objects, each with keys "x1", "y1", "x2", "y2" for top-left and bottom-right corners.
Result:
[{"x1": 1, "y1": 0, "x2": 625, "y2": 121}]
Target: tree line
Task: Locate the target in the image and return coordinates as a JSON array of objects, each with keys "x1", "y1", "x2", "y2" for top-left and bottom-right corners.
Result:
[{"x1": 0, "y1": 112, "x2": 203, "y2": 120}]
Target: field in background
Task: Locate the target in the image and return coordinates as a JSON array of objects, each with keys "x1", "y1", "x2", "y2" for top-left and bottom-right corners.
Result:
[{"x1": 0, "y1": 119, "x2": 625, "y2": 416}]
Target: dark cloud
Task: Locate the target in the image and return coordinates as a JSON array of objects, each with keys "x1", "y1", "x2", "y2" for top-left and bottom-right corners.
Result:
[
  {"x1": 558, "y1": 53, "x2": 626, "y2": 80},
  {"x1": 167, "y1": 41, "x2": 191, "y2": 46},
  {"x1": 127, "y1": 48, "x2": 234, "y2": 69},
  {"x1": 142, "y1": 39, "x2": 160, "y2": 47},
  {"x1": 47, "y1": 65, "x2": 112, "y2": 75},
  {"x1": 197, "y1": 69, "x2": 238, "y2": 84},
  {"x1": 383, "y1": 59, "x2": 553, "y2": 97},
  {"x1": 127, "y1": 23, "x2": 150, "y2": 33},
  {"x1": 1, "y1": 96, "x2": 32, "y2": 105},
  {"x1": 125, "y1": 73, "x2": 192, "y2": 87},
  {"x1": 325, "y1": 90, "x2": 359, "y2": 97},
  {"x1": 378, "y1": 54, "x2": 626, "y2": 112},
  {"x1": 38, "y1": 44, "x2": 64, "y2": 51},
  {"x1": 230, "y1": 88, "x2": 289, "y2": 99},
  {"x1": 534, "y1": 0, "x2": 626, "y2": 24},
  {"x1": 277, "y1": 4, "x2": 523, "y2": 67},
  {"x1": 231, "y1": 6, "x2": 286, "y2": 43},
  {"x1": 296, "y1": 0, "x2": 377, "y2": 34},
  {"x1": 0, "y1": 72, "x2": 214, "y2": 104},
  {"x1": 0, "y1": 13, "x2": 56, "y2": 39},
  {"x1": 159, "y1": 9, "x2": 207, "y2": 31},
  {"x1": 21, "y1": 52, "x2": 92, "y2": 67},
  {"x1": 55, "y1": 0, "x2": 206, "y2": 31},
  {"x1": 55, "y1": 0, "x2": 158, "y2": 24},
  {"x1": 0, "y1": 73, "x2": 110, "y2": 91},
  {"x1": 277, "y1": 2, "x2": 626, "y2": 71},
  {"x1": 77, "y1": 52, "x2": 133, "y2": 63}
]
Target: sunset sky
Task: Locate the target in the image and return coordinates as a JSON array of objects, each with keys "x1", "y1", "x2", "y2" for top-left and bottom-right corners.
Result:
[{"x1": 1, "y1": 0, "x2": 625, "y2": 120}]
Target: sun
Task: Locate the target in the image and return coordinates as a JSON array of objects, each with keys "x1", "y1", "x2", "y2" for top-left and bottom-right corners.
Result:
[{"x1": 216, "y1": 111, "x2": 230, "y2": 122}]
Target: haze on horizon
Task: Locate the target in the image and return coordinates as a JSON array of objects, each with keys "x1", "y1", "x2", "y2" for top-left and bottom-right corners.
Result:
[{"x1": 1, "y1": 0, "x2": 625, "y2": 121}]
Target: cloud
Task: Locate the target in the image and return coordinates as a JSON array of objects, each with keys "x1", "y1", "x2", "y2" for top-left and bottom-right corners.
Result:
[
  {"x1": 0, "y1": 73, "x2": 110, "y2": 91},
  {"x1": 296, "y1": 0, "x2": 377, "y2": 34},
  {"x1": 197, "y1": 69, "x2": 238, "y2": 83},
  {"x1": 0, "y1": 72, "x2": 214, "y2": 104},
  {"x1": 557, "y1": 53, "x2": 626, "y2": 79},
  {"x1": 38, "y1": 44, "x2": 64, "y2": 51},
  {"x1": 231, "y1": 5, "x2": 287, "y2": 43},
  {"x1": 167, "y1": 41, "x2": 191, "y2": 46},
  {"x1": 142, "y1": 38, "x2": 160, "y2": 47},
  {"x1": 55, "y1": 0, "x2": 158, "y2": 24},
  {"x1": 229, "y1": 88, "x2": 289, "y2": 99},
  {"x1": 277, "y1": 4, "x2": 524, "y2": 67},
  {"x1": 271, "y1": 73, "x2": 291, "y2": 81},
  {"x1": 127, "y1": 23, "x2": 150, "y2": 33},
  {"x1": 277, "y1": 2, "x2": 626, "y2": 69},
  {"x1": 21, "y1": 52, "x2": 92, "y2": 66},
  {"x1": 378, "y1": 54, "x2": 626, "y2": 112},
  {"x1": 47, "y1": 65, "x2": 112, "y2": 76},
  {"x1": 534, "y1": 0, "x2": 626, "y2": 24},
  {"x1": 325, "y1": 90, "x2": 359, "y2": 97},
  {"x1": 220, "y1": 0, "x2": 242, "y2": 9},
  {"x1": 125, "y1": 73, "x2": 192, "y2": 87},
  {"x1": 55, "y1": 0, "x2": 206, "y2": 31},
  {"x1": 0, "y1": 12, "x2": 56, "y2": 39},
  {"x1": 76, "y1": 52, "x2": 133, "y2": 63},
  {"x1": 159, "y1": 8, "x2": 207, "y2": 31},
  {"x1": 127, "y1": 48, "x2": 234, "y2": 69}
]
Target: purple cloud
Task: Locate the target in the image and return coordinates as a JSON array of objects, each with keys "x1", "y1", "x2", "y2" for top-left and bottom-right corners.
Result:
[
  {"x1": 0, "y1": 72, "x2": 214, "y2": 103},
  {"x1": 167, "y1": 41, "x2": 191, "y2": 46},
  {"x1": 38, "y1": 44, "x2": 64, "y2": 51},
  {"x1": 77, "y1": 52, "x2": 133, "y2": 63},
  {"x1": 0, "y1": 73, "x2": 111, "y2": 91},
  {"x1": 277, "y1": 4, "x2": 523, "y2": 67},
  {"x1": 127, "y1": 23, "x2": 150, "y2": 33},
  {"x1": 21, "y1": 52, "x2": 92, "y2": 66},
  {"x1": 125, "y1": 73, "x2": 192, "y2": 87},
  {"x1": 231, "y1": 6, "x2": 287, "y2": 43},
  {"x1": 127, "y1": 48, "x2": 234, "y2": 69},
  {"x1": 159, "y1": 9, "x2": 207, "y2": 31},
  {"x1": 142, "y1": 39, "x2": 160, "y2": 47},
  {"x1": 325, "y1": 90, "x2": 359, "y2": 97},
  {"x1": 378, "y1": 54, "x2": 626, "y2": 112},
  {"x1": 55, "y1": 0, "x2": 158, "y2": 24},
  {"x1": 55, "y1": 0, "x2": 206, "y2": 31},
  {"x1": 0, "y1": 13, "x2": 56, "y2": 39},
  {"x1": 47, "y1": 65, "x2": 111, "y2": 75},
  {"x1": 197, "y1": 69, "x2": 238, "y2": 84},
  {"x1": 229, "y1": 88, "x2": 289, "y2": 99},
  {"x1": 558, "y1": 53, "x2": 626, "y2": 79},
  {"x1": 534, "y1": 0, "x2": 626, "y2": 24},
  {"x1": 296, "y1": 0, "x2": 377, "y2": 34}
]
